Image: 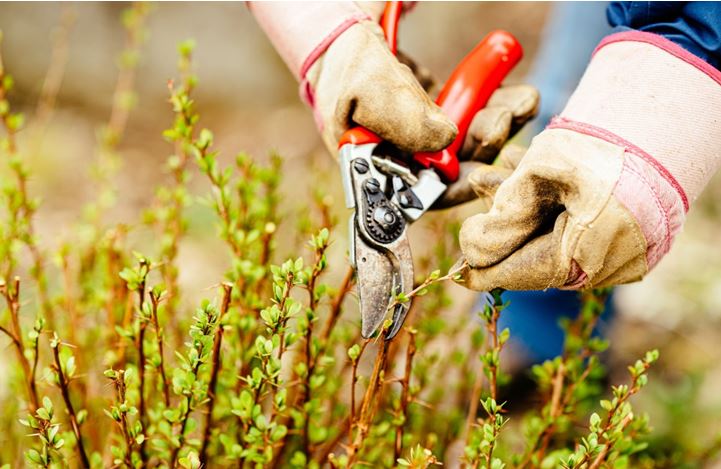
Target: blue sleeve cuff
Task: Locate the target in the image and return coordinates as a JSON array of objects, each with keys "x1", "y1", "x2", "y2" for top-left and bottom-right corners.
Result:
[{"x1": 607, "y1": 2, "x2": 721, "y2": 70}]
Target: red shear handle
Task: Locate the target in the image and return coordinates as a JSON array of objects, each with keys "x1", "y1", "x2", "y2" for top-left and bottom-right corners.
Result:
[
  {"x1": 380, "y1": 1, "x2": 402, "y2": 54},
  {"x1": 415, "y1": 31, "x2": 523, "y2": 182}
]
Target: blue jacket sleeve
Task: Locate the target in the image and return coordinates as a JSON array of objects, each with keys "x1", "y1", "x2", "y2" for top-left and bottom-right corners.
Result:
[{"x1": 607, "y1": 2, "x2": 721, "y2": 70}]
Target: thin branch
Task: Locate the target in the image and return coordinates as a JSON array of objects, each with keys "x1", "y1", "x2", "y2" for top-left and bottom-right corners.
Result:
[
  {"x1": 319, "y1": 266, "x2": 355, "y2": 343},
  {"x1": 135, "y1": 259, "x2": 149, "y2": 465},
  {"x1": 394, "y1": 328, "x2": 417, "y2": 461},
  {"x1": 51, "y1": 337, "x2": 90, "y2": 469},
  {"x1": 148, "y1": 289, "x2": 170, "y2": 407},
  {"x1": 35, "y1": 4, "x2": 76, "y2": 124},
  {"x1": 345, "y1": 336, "x2": 391, "y2": 466},
  {"x1": 350, "y1": 340, "x2": 370, "y2": 428},
  {"x1": 0, "y1": 278, "x2": 39, "y2": 411},
  {"x1": 200, "y1": 283, "x2": 233, "y2": 466}
]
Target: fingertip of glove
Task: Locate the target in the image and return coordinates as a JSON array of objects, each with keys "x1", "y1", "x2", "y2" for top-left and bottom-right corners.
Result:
[
  {"x1": 459, "y1": 211, "x2": 513, "y2": 270},
  {"x1": 426, "y1": 110, "x2": 458, "y2": 149},
  {"x1": 450, "y1": 257, "x2": 495, "y2": 292},
  {"x1": 399, "y1": 109, "x2": 457, "y2": 153},
  {"x1": 489, "y1": 84, "x2": 541, "y2": 119},
  {"x1": 458, "y1": 215, "x2": 487, "y2": 268},
  {"x1": 467, "y1": 166, "x2": 511, "y2": 198}
]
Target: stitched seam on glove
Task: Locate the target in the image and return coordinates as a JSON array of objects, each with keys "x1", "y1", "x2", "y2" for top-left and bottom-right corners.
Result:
[
  {"x1": 571, "y1": 195, "x2": 648, "y2": 289},
  {"x1": 299, "y1": 13, "x2": 370, "y2": 81},
  {"x1": 298, "y1": 14, "x2": 371, "y2": 115},
  {"x1": 548, "y1": 116, "x2": 689, "y2": 212},
  {"x1": 620, "y1": 159, "x2": 671, "y2": 268},
  {"x1": 594, "y1": 31, "x2": 721, "y2": 87}
]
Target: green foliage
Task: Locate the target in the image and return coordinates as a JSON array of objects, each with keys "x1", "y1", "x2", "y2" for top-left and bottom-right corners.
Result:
[{"x1": 0, "y1": 12, "x2": 718, "y2": 469}]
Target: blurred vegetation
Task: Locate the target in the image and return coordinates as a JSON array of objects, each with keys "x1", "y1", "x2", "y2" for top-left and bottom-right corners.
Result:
[{"x1": 0, "y1": 3, "x2": 721, "y2": 469}]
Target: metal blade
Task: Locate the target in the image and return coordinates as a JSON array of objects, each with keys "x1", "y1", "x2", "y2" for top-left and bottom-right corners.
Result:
[
  {"x1": 355, "y1": 227, "x2": 394, "y2": 338},
  {"x1": 355, "y1": 223, "x2": 414, "y2": 339},
  {"x1": 385, "y1": 235, "x2": 413, "y2": 339},
  {"x1": 341, "y1": 142, "x2": 416, "y2": 340}
]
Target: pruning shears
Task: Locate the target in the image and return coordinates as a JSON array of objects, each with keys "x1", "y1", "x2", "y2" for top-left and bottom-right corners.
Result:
[{"x1": 339, "y1": 1, "x2": 523, "y2": 339}]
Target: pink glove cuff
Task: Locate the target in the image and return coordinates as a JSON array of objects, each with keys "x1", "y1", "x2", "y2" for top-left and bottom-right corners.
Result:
[
  {"x1": 556, "y1": 31, "x2": 721, "y2": 273},
  {"x1": 593, "y1": 31, "x2": 721, "y2": 88},
  {"x1": 549, "y1": 117, "x2": 685, "y2": 272},
  {"x1": 249, "y1": 2, "x2": 369, "y2": 82},
  {"x1": 562, "y1": 31, "x2": 721, "y2": 204}
]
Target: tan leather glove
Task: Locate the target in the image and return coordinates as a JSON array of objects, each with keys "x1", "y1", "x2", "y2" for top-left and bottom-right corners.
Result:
[
  {"x1": 457, "y1": 32, "x2": 721, "y2": 291},
  {"x1": 435, "y1": 85, "x2": 538, "y2": 208},
  {"x1": 250, "y1": 2, "x2": 457, "y2": 155},
  {"x1": 384, "y1": 44, "x2": 539, "y2": 208},
  {"x1": 305, "y1": 21, "x2": 458, "y2": 154}
]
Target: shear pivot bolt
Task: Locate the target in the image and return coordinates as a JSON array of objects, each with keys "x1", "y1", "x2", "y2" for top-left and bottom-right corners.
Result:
[
  {"x1": 373, "y1": 207, "x2": 397, "y2": 231},
  {"x1": 364, "y1": 179, "x2": 380, "y2": 194},
  {"x1": 353, "y1": 159, "x2": 369, "y2": 174}
]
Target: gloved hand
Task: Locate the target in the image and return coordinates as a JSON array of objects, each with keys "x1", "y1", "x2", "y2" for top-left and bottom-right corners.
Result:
[
  {"x1": 434, "y1": 84, "x2": 538, "y2": 208},
  {"x1": 373, "y1": 38, "x2": 539, "y2": 207},
  {"x1": 250, "y1": 1, "x2": 539, "y2": 190},
  {"x1": 250, "y1": 2, "x2": 457, "y2": 154},
  {"x1": 457, "y1": 32, "x2": 721, "y2": 291}
]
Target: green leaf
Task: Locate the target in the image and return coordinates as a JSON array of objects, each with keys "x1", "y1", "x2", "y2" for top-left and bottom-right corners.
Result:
[{"x1": 347, "y1": 344, "x2": 361, "y2": 361}]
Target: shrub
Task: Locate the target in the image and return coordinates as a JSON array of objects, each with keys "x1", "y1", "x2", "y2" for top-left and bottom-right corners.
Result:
[{"x1": 0, "y1": 6, "x2": 719, "y2": 469}]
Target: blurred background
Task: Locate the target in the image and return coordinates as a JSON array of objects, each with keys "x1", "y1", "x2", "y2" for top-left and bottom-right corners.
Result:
[{"x1": 1, "y1": 1, "x2": 721, "y2": 461}]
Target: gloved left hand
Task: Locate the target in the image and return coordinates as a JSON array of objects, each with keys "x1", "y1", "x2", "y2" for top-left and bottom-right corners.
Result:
[
  {"x1": 456, "y1": 32, "x2": 721, "y2": 291},
  {"x1": 434, "y1": 84, "x2": 538, "y2": 208}
]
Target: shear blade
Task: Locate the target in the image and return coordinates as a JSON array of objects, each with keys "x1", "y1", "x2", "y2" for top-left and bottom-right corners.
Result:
[{"x1": 354, "y1": 225, "x2": 413, "y2": 339}]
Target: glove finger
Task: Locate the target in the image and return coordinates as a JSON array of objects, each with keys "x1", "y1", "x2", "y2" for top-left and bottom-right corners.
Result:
[
  {"x1": 495, "y1": 143, "x2": 526, "y2": 170},
  {"x1": 432, "y1": 161, "x2": 488, "y2": 209},
  {"x1": 458, "y1": 84, "x2": 539, "y2": 162},
  {"x1": 464, "y1": 144, "x2": 526, "y2": 199},
  {"x1": 345, "y1": 52, "x2": 458, "y2": 154},
  {"x1": 397, "y1": 49, "x2": 437, "y2": 93},
  {"x1": 486, "y1": 84, "x2": 540, "y2": 134},
  {"x1": 456, "y1": 213, "x2": 568, "y2": 291},
  {"x1": 467, "y1": 165, "x2": 514, "y2": 199},
  {"x1": 459, "y1": 107, "x2": 512, "y2": 162}
]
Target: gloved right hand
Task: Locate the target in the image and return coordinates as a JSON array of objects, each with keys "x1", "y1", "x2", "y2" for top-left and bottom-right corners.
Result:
[
  {"x1": 250, "y1": 2, "x2": 457, "y2": 155},
  {"x1": 250, "y1": 2, "x2": 539, "y2": 209}
]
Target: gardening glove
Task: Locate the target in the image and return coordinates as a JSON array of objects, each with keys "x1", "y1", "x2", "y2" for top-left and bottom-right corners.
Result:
[
  {"x1": 457, "y1": 31, "x2": 721, "y2": 291},
  {"x1": 434, "y1": 85, "x2": 538, "y2": 208},
  {"x1": 249, "y1": 2, "x2": 457, "y2": 154},
  {"x1": 361, "y1": 35, "x2": 539, "y2": 207}
]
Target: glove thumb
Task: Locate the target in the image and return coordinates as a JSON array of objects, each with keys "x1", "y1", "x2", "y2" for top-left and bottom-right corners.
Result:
[
  {"x1": 348, "y1": 58, "x2": 458, "y2": 153},
  {"x1": 467, "y1": 144, "x2": 526, "y2": 198}
]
